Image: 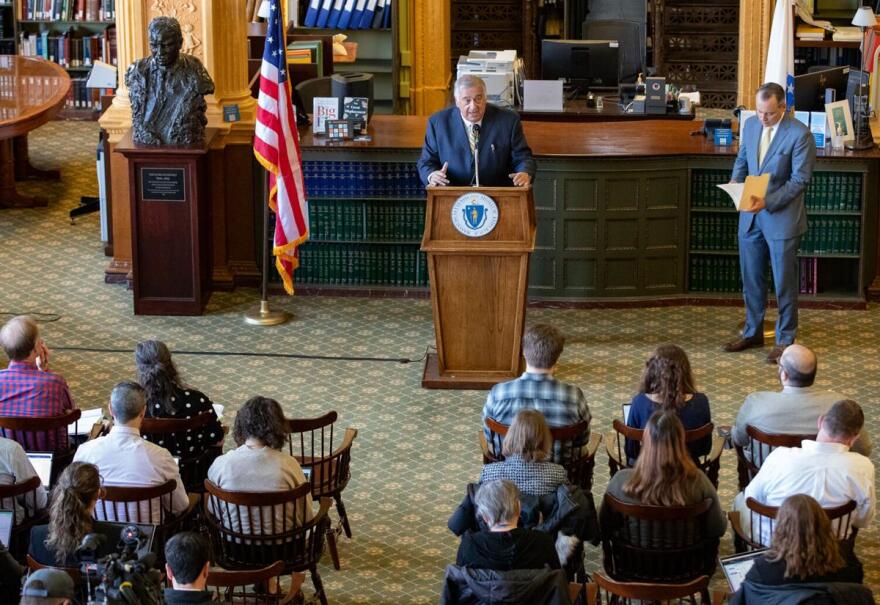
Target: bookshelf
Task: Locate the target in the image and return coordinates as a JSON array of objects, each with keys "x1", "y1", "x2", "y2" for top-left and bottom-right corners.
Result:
[
  {"x1": 688, "y1": 166, "x2": 866, "y2": 300},
  {"x1": 13, "y1": 0, "x2": 117, "y2": 120},
  {"x1": 0, "y1": 2, "x2": 15, "y2": 55}
]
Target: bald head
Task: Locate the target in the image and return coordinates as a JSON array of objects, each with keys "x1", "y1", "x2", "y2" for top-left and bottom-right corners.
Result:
[{"x1": 778, "y1": 344, "x2": 817, "y2": 387}]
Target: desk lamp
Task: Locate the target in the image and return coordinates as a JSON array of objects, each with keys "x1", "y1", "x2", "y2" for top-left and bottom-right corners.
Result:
[{"x1": 847, "y1": 6, "x2": 877, "y2": 150}]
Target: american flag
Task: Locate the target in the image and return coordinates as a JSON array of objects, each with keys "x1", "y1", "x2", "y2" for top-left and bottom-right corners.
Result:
[{"x1": 253, "y1": 0, "x2": 309, "y2": 295}]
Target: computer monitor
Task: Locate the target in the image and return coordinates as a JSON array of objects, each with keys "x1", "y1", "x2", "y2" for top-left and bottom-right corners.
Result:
[
  {"x1": 541, "y1": 39, "x2": 620, "y2": 91},
  {"x1": 794, "y1": 66, "x2": 849, "y2": 112}
]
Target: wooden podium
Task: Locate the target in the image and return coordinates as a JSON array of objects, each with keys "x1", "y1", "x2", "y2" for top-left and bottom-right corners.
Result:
[
  {"x1": 421, "y1": 186, "x2": 536, "y2": 389},
  {"x1": 116, "y1": 130, "x2": 215, "y2": 316}
]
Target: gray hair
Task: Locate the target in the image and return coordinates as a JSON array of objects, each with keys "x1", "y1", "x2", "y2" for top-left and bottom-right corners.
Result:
[
  {"x1": 454, "y1": 74, "x2": 486, "y2": 98},
  {"x1": 475, "y1": 479, "x2": 520, "y2": 527},
  {"x1": 110, "y1": 381, "x2": 147, "y2": 423}
]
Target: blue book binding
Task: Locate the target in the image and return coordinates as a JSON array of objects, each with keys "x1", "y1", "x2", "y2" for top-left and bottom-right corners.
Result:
[
  {"x1": 316, "y1": 0, "x2": 334, "y2": 27},
  {"x1": 303, "y1": 0, "x2": 321, "y2": 27},
  {"x1": 350, "y1": 0, "x2": 368, "y2": 29},
  {"x1": 337, "y1": 0, "x2": 357, "y2": 28},
  {"x1": 371, "y1": 0, "x2": 386, "y2": 29},
  {"x1": 357, "y1": 0, "x2": 378, "y2": 28},
  {"x1": 382, "y1": 0, "x2": 391, "y2": 28},
  {"x1": 327, "y1": 0, "x2": 345, "y2": 28}
]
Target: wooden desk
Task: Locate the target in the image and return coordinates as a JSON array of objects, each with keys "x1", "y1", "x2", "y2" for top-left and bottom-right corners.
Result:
[
  {"x1": 0, "y1": 56, "x2": 70, "y2": 208},
  {"x1": 518, "y1": 98, "x2": 696, "y2": 122}
]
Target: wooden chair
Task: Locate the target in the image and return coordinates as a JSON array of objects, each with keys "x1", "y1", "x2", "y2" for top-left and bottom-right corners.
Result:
[
  {"x1": 26, "y1": 554, "x2": 83, "y2": 587},
  {"x1": 286, "y1": 411, "x2": 358, "y2": 570},
  {"x1": 93, "y1": 479, "x2": 198, "y2": 560},
  {"x1": 206, "y1": 561, "x2": 302, "y2": 604},
  {"x1": 0, "y1": 475, "x2": 48, "y2": 557},
  {"x1": 140, "y1": 411, "x2": 222, "y2": 493},
  {"x1": 606, "y1": 419, "x2": 725, "y2": 488},
  {"x1": 480, "y1": 417, "x2": 602, "y2": 492},
  {"x1": 601, "y1": 494, "x2": 719, "y2": 587},
  {"x1": 0, "y1": 408, "x2": 82, "y2": 484},
  {"x1": 734, "y1": 426, "x2": 816, "y2": 491},
  {"x1": 584, "y1": 573, "x2": 723, "y2": 604},
  {"x1": 728, "y1": 496, "x2": 857, "y2": 552},
  {"x1": 203, "y1": 480, "x2": 332, "y2": 605}
]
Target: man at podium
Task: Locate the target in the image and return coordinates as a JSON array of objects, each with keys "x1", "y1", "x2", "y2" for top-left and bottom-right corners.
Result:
[{"x1": 417, "y1": 75, "x2": 535, "y2": 187}]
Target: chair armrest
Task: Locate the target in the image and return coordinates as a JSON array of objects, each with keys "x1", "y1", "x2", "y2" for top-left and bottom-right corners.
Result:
[
  {"x1": 479, "y1": 431, "x2": 494, "y2": 463},
  {"x1": 708, "y1": 434, "x2": 725, "y2": 463},
  {"x1": 89, "y1": 419, "x2": 111, "y2": 440},
  {"x1": 727, "y1": 510, "x2": 745, "y2": 541},
  {"x1": 331, "y1": 428, "x2": 357, "y2": 456},
  {"x1": 585, "y1": 432, "x2": 602, "y2": 458},
  {"x1": 712, "y1": 590, "x2": 728, "y2": 605},
  {"x1": 313, "y1": 496, "x2": 333, "y2": 525}
]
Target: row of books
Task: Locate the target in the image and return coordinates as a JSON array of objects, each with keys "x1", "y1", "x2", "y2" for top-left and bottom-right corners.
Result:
[
  {"x1": 64, "y1": 77, "x2": 110, "y2": 111},
  {"x1": 19, "y1": 29, "x2": 118, "y2": 67},
  {"x1": 20, "y1": 0, "x2": 114, "y2": 21},
  {"x1": 689, "y1": 256, "x2": 820, "y2": 295},
  {"x1": 290, "y1": 243, "x2": 428, "y2": 287},
  {"x1": 287, "y1": 40, "x2": 326, "y2": 76},
  {"x1": 303, "y1": 0, "x2": 393, "y2": 30},
  {"x1": 692, "y1": 170, "x2": 862, "y2": 212},
  {"x1": 690, "y1": 214, "x2": 739, "y2": 251},
  {"x1": 309, "y1": 199, "x2": 424, "y2": 241},
  {"x1": 689, "y1": 215, "x2": 860, "y2": 255},
  {"x1": 303, "y1": 161, "x2": 424, "y2": 199}
]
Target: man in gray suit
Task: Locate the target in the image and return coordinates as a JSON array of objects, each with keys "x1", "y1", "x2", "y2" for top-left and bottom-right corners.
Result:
[
  {"x1": 732, "y1": 344, "x2": 871, "y2": 466},
  {"x1": 724, "y1": 82, "x2": 816, "y2": 363}
]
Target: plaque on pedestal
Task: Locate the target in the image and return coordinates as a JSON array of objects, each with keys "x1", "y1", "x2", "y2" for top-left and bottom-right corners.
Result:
[{"x1": 115, "y1": 130, "x2": 215, "y2": 315}]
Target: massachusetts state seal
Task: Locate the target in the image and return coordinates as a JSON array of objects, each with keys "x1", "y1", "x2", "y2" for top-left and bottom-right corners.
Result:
[{"x1": 450, "y1": 192, "x2": 498, "y2": 238}]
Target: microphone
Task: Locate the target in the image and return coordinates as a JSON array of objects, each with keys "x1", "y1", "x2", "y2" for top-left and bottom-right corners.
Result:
[{"x1": 472, "y1": 124, "x2": 481, "y2": 188}]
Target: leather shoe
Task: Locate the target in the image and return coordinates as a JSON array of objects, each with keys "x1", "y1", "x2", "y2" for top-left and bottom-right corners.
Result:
[
  {"x1": 722, "y1": 336, "x2": 764, "y2": 352},
  {"x1": 766, "y1": 345, "x2": 786, "y2": 364}
]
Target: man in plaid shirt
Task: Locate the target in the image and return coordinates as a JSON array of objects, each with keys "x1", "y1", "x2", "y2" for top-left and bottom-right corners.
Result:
[
  {"x1": 0, "y1": 316, "x2": 75, "y2": 451},
  {"x1": 482, "y1": 324, "x2": 591, "y2": 448}
]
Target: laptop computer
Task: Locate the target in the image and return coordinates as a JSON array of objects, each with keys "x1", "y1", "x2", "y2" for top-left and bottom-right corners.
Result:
[
  {"x1": 621, "y1": 403, "x2": 632, "y2": 424},
  {"x1": 26, "y1": 452, "x2": 53, "y2": 488},
  {"x1": 719, "y1": 549, "x2": 768, "y2": 593},
  {"x1": 0, "y1": 510, "x2": 12, "y2": 547},
  {"x1": 68, "y1": 407, "x2": 104, "y2": 436}
]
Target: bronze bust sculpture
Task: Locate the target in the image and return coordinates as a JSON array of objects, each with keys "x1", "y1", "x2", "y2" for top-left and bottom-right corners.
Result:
[{"x1": 126, "y1": 17, "x2": 215, "y2": 146}]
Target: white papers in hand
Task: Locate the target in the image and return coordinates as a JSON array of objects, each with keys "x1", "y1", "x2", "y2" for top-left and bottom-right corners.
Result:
[{"x1": 716, "y1": 174, "x2": 770, "y2": 211}]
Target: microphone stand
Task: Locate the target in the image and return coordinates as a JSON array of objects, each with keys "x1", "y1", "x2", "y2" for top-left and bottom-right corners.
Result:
[{"x1": 474, "y1": 148, "x2": 480, "y2": 188}]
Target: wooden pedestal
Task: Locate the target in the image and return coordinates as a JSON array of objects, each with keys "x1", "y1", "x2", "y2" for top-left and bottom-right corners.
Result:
[
  {"x1": 115, "y1": 130, "x2": 215, "y2": 315},
  {"x1": 421, "y1": 186, "x2": 536, "y2": 389}
]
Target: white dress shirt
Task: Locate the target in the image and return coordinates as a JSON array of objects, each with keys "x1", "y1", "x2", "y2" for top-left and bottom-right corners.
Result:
[
  {"x1": 735, "y1": 439, "x2": 875, "y2": 545},
  {"x1": 73, "y1": 424, "x2": 189, "y2": 524},
  {"x1": 0, "y1": 436, "x2": 47, "y2": 522}
]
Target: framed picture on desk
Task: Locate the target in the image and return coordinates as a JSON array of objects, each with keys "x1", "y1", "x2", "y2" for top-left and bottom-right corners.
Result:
[{"x1": 825, "y1": 100, "x2": 854, "y2": 143}]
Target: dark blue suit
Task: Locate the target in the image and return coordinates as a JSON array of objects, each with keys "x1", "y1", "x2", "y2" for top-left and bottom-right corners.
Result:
[
  {"x1": 731, "y1": 114, "x2": 816, "y2": 344},
  {"x1": 417, "y1": 104, "x2": 536, "y2": 187}
]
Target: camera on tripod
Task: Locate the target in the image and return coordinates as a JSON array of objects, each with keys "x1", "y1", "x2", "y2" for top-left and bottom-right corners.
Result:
[{"x1": 75, "y1": 524, "x2": 163, "y2": 605}]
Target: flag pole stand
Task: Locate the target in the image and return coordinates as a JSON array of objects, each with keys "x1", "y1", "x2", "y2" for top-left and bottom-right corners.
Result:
[{"x1": 245, "y1": 170, "x2": 292, "y2": 326}]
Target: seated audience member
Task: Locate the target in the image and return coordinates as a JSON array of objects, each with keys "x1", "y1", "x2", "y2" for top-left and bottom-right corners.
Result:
[
  {"x1": 456, "y1": 479, "x2": 560, "y2": 571},
  {"x1": 601, "y1": 411, "x2": 726, "y2": 540},
  {"x1": 164, "y1": 532, "x2": 214, "y2": 605},
  {"x1": 482, "y1": 324, "x2": 591, "y2": 448},
  {"x1": 207, "y1": 396, "x2": 312, "y2": 532},
  {"x1": 20, "y1": 568, "x2": 76, "y2": 605},
  {"x1": 0, "y1": 316, "x2": 75, "y2": 451},
  {"x1": 734, "y1": 399, "x2": 875, "y2": 547},
  {"x1": 135, "y1": 340, "x2": 224, "y2": 463},
  {"x1": 733, "y1": 344, "x2": 871, "y2": 463},
  {"x1": 480, "y1": 409, "x2": 567, "y2": 496},
  {"x1": 742, "y1": 494, "x2": 863, "y2": 587},
  {"x1": 0, "y1": 540, "x2": 22, "y2": 604},
  {"x1": 29, "y1": 462, "x2": 120, "y2": 566},
  {"x1": 0, "y1": 434, "x2": 47, "y2": 521},
  {"x1": 625, "y1": 344, "x2": 711, "y2": 462},
  {"x1": 73, "y1": 382, "x2": 189, "y2": 524}
]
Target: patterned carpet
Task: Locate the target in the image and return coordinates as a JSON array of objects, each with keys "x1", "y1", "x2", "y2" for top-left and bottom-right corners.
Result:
[{"x1": 1, "y1": 121, "x2": 879, "y2": 604}]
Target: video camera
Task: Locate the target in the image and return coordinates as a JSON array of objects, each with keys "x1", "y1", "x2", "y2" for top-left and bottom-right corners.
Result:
[{"x1": 75, "y1": 525, "x2": 164, "y2": 605}]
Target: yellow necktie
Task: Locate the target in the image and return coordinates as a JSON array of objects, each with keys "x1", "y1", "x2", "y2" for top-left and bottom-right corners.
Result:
[
  {"x1": 759, "y1": 126, "x2": 773, "y2": 165},
  {"x1": 467, "y1": 124, "x2": 477, "y2": 153}
]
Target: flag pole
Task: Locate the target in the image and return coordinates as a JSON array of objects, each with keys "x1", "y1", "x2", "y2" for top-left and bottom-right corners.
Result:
[{"x1": 245, "y1": 168, "x2": 292, "y2": 326}]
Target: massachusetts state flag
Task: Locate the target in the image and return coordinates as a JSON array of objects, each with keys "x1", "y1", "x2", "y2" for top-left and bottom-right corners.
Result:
[
  {"x1": 254, "y1": 0, "x2": 309, "y2": 294},
  {"x1": 764, "y1": 0, "x2": 795, "y2": 108}
]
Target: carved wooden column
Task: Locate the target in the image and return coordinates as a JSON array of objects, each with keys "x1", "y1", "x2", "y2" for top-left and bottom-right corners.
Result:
[
  {"x1": 100, "y1": 0, "x2": 259, "y2": 288},
  {"x1": 737, "y1": 0, "x2": 773, "y2": 108},
  {"x1": 411, "y1": 0, "x2": 450, "y2": 115}
]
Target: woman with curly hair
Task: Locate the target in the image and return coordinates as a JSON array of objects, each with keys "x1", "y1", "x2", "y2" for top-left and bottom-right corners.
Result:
[
  {"x1": 625, "y1": 343, "x2": 711, "y2": 462},
  {"x1": 207, "y1": 396, "x2": 313, "y2": 532},
  {"x1": 28, "y1": 462, "x2": 116, "y2": 566},
  {"x1": 135, "y1": 340, "x2": 224, "y2": 463},
  {"x1": 742, "y1": 494, "x2": 863, "y2": 586}
]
